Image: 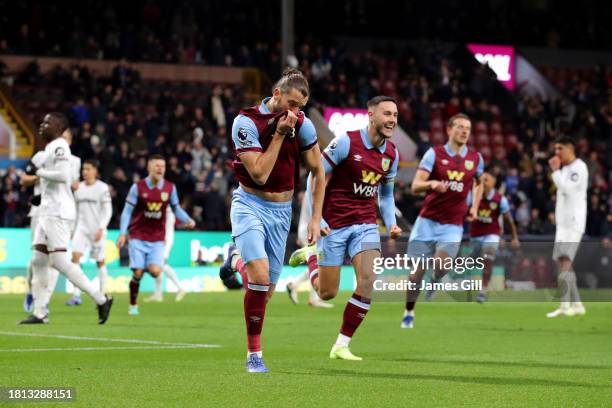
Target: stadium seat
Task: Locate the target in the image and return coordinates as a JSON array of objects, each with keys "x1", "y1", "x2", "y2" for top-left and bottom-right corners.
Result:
[{"x1": 474, "y1": 121, "x2": 487, "y2": 133}]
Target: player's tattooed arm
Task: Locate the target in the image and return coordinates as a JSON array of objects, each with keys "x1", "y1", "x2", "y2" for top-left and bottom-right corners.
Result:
[
  {"x1": 117, "y1": 184, "x2": 137, "y2": 248},
  {"x1": 411, "y1": 170, "x2": 448, "y2": 194},
  {"x1": 302, "y1": 144, "x2": 325, "y2": 244},
  {"x1": 170, "y1": 186, "x2": 195, "y2": 229},
  {"x1": 238, "y1": 112, "x2": 298, "y2": 185},
  {"x1": 467, "y1": 177, "x2": 483, "y2": 222},
  {"x1": 503, "y1": 212, "x2": 520, "y2": 249}
]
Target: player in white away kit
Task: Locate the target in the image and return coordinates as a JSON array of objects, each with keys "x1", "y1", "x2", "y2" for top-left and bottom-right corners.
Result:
[
  {"x1": 145, "y1": 207, "x2": 187, "y2": 302},
  {"x1": 21, "y1": 129, "x2": 80, "y2": 313},
  {"x1": 547, "y1": 136, "x2": 588, "y2": 318},
  {"x1": 66, "y1": 159, "x2": 113, "y2": 305},
  {"x1": 19, "y1": 113, "x2": 113, "y2": 325}
]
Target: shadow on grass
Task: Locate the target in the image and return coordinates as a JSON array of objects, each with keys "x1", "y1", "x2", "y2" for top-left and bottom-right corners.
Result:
[
  {"x1": 278, "y1": 368, "x2": 606, "y2": 388},
  {"x1": 381, "y1": 356, "x2": 611, "y2": 371}
]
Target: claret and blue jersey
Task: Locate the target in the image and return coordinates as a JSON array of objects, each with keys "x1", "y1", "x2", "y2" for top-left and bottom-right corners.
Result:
[
  {"x1": 229, "y1": 98, "x2": 318, "y2": 284},
  {"x1": 408, "y1": 143, "x2": 484, "y2": 258},
  {"x1": 316, "y1": 127, "x2": 399, "y2": 266}
]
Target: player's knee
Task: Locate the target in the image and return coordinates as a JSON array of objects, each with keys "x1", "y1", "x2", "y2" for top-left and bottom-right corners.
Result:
[
  {"x1": 319, "y1": 287, "x2": 338, "y2": 300},
  {"x1": 248, "y1": 274, "x2": 269, "y2": 285},
  {"x1": 49, "y1": 251, "x2": 70, "y2": 270},
  {"x1": 147, "y1": 265, "x2": 162, "y2": 277},
  {"x1": 133, "y1": 269, "x2": 144, "y2": 279},
  {"x1": 356, "y1": 274, "x2": 375, "y2": 292},
  {"x1": 31, "y1": 250, "x2": 49, "y2": 268}
]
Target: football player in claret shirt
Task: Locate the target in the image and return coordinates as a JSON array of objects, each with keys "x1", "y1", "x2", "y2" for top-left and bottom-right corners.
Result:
[
  {"x1": 223, "y1": 68, "x2": 325, "y2": 373},
  {"x1": 402, "y1": 113, "x2": 484, "y2": 328},
  {"x1": 117, "y1": 155, "x2": 195, "y2": 316},
  {"x1": 289, "y1": 96, "x2": 402, "y2": 360},
  {"x1": 467, "y1": 169, "x2": 519, "y2": 303}
]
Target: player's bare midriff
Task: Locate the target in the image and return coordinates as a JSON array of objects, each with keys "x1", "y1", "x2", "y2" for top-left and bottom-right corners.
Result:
[{"x1": 241, "y1": 184, "x2": 293, "y2": 202}]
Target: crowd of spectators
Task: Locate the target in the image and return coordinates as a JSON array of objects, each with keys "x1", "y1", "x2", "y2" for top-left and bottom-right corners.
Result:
[
  {"x1": 0, "y1": 60, "x2": 245, "y2": 230},
  {"x1": 293, "y1": 41, "x2": 611, "y2": 238},
  {"x1": 1, "y1": 1, "x2": 611, "y2": 66},
  {"x1": 3, "y1": 35, "x2": 612, "y2": 236}
]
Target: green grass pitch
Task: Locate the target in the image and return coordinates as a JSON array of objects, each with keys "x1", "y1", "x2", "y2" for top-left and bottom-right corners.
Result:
[{"x1": 1, "y1": 292, "x2": 611, "y2": 407}]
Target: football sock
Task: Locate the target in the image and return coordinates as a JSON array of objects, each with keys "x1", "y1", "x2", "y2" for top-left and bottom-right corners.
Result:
[
  {"x1": 292, "y1": 269, "x2": 310, "y2": 289},
  {"x1": 98, "y1": 265, "x2": 108, "y2": 294},
  {"x1": 482, "y1": 258, "x2": 493, "y2": 289},
  {"x1": 163, "y1": 264, "x2": 182, "y2": 291},
  {"x1": 129, "y1": 276, "x2": 142, "y2": 306},
  {"x1": 244, "y1": 282, "x2": 269, "y2": 354},
  {"x1": 47, "y1": 267, "x2": 60, "y2": 299},
  {"x1": 568, "y1": 270, "x2": 582, "y2": 305},
  {"x1": 31, "y1": 250, "x2": 49, "y2": 318},
  {"x1": 338, "y1": 293, "x2": 371, "y2": 345},
  {"x1": 50, "y1": 252, "x2": 106, "y2": 305},
  {"x1": 307, "y1": 254, "x2": 319, "y2": 287},
  {"x1": 558, "y1": 271, "x2": 572, "y2": 307}
]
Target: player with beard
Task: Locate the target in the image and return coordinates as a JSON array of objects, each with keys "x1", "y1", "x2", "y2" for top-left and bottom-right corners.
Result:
[
  {"x1": 226, "y1": 68, "x2": 325, "y2": 373},
  {"x1": 289, "y1": 96, "x2": 402, "y2": 360}
]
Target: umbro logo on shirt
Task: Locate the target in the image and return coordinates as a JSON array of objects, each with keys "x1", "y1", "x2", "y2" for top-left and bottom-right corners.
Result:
[
  {"x1": 353, "y1": 155, "x2": 362, "y2": 162},
  {"x1": 441, "y1": 159, "x2": 449, "y2": 165}
]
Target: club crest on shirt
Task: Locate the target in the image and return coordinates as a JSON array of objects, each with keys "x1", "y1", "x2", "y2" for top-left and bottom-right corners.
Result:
[
  {"x1": 54, "y1": 146, "x2": 65, "y2": 157},
  {"x1": 464, "y1": 160, "x2": 474, "y2": 171},
  {"x1": 161, "y1": 192, "x2": 169, "y2": 202},
  {"x1": 328, "y1": 141, "x2": 337, "y2": 150},
  {"x1": 237, "y1": 128, "x2": 252, "y2": 146},
  {"x1": 490, "y1": 202, "x2": 498, "y2": 210},
  {"x1": 570, "y1": 172, "x2": 579, "y2": 181},
  {"x1": 381, "y1": 158, "x2": 391, "y2": 172}
]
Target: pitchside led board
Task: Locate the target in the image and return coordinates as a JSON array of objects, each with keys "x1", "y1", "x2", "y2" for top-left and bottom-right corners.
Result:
[
  {"x1": 0, "y1": 229, "x2": 355, "y2": 294},
  {"x1": 467, "y1": 44, "x2": 516, "y2": 91}
]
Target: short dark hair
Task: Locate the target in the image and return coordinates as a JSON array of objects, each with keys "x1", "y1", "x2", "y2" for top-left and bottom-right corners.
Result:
[
  {"x1": 447, "y1": 113, "x2": 471, "y2": 128},
  {"x1": 483, "y1": 166, "x2": 496, "y2": 177},
  {"x1": 84, "y1": 159, "x2": 100, "y2": 168},
  {"x1": 367, "y1": 95, "x2": 397, "y2": 109},
  {"x1": 274, "y1": 68, "x2": 309, "y2": 97},
  {"x1": 48, "y1": 112, "x2": 69, "y2": 133},
  {"x1": 148, "y1": 154, "x2": 165, "y2": 162},
  {"x1": 554, "y1": 135, "x2": 576, "y2": 148}
]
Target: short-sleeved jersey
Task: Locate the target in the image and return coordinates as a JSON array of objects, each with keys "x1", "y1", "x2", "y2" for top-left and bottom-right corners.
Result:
[
  {"x1": 418, "y1": 144, "x2": 484, "y2": 226},
  {"x1": 552, "y1": 158, "x2": 588, "y2": 233},
  {"x1": 128, "y1": 178, "x2": 175, "y2": 242},
  {"x1": 38, "y1": 137, "x2": 77, "y2": 220},
  {"x1": 468, "y1": 189, "x2": 509, "y2": 237},
  {"x1": 322, "y1": 128, "x2": 399, "y2": 229},
  {"x1": 74, "y1": 180, "x2": 112, "y2": 233},
  {"x1": 231, "y1": 98, "x2": 317, "y2": 192}
]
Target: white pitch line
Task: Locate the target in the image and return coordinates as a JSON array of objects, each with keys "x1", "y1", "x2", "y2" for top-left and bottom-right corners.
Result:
[
  {"x1": 0, "y1": 345, "x2": 210, "y2": 353},
  {"x1": 0, "y1": 331, "x2": 221, "y2": 348}
]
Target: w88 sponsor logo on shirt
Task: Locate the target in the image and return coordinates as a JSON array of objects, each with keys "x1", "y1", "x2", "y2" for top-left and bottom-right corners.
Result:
[
  {"x1": 353, "y1": 170, "x2": 382, "y2": 197},
  {"x1": 446, "y1": 170, "x2": 465, "y2": 192}
]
